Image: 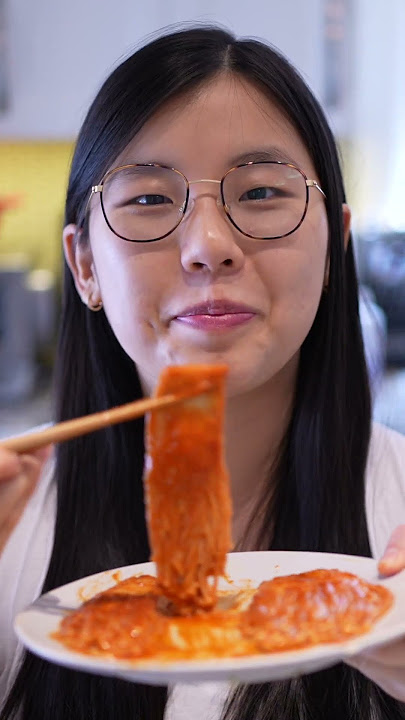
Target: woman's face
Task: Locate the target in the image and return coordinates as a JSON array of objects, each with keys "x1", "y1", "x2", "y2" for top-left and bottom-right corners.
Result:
[{"x1": 65, "y1": 74, "x2": 331, "y2": 397}]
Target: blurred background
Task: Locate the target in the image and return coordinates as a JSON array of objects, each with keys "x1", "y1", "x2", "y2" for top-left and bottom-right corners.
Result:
[{"x1": 0, "y1": 0, "x2": 404, "y2": 437}]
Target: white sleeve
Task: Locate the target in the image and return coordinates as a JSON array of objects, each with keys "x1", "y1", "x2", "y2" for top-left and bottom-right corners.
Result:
[
  {"x1": 366, "y1": 423, "x2": 405, "y2": 559},
  {"x1": 0, "y1": 457, "x2": 56, "y2": 704}
]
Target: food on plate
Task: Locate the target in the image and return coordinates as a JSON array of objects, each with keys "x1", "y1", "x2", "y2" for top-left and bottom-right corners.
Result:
[
  {"x1": 144, "y1": 364, "x2": 232, "y2": 613},
  {"x1": 52, "y1": 364, "x2": 393, "y2": 662},
  {"x1": 241, "y1": 568, "x2": 393, "y2": 651},
  {"x1": 54, "y1": 574, "x2": 253, "y2": 660},
  {"x1": 53, "y1": 568, "x2": 393, "y2": 660}
]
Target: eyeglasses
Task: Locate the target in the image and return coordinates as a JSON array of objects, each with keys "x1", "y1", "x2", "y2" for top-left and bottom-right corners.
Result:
[{"x1": 88, "y1": 161, "x2": 326, "y2": 243}]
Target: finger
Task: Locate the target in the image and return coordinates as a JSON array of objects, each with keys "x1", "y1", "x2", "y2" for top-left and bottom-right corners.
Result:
[
  {"x1": 0, "y1": 471, "x2": 40, "y2": 553},
  {"x1": 378, "y1": 525, "x2": 405, "y2": 577},
  {"x1": 18, "y1": 444, "x2": 52, "y2": 473},
  {"x1": 0, "y1": 447, "x2": 50, "y2": 554},
  {"x1": 0, "y1": 444, "x2": 52, "y2": 484},
  {"x1": 31, "y1": 444, "x2": 53, "y2": 463},
  {"x1": 0, "y1": 449, "x2": 22, "y2": 481}
]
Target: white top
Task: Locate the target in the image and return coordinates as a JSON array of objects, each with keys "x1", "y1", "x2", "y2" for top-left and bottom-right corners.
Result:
[{"x1": 1, "y1": 422, "x2": 405, "y2": 719}]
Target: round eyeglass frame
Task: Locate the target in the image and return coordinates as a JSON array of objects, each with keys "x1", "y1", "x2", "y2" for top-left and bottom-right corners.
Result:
[{"x1": 88, "y1": 161, "x2": 326, "y2": 243}]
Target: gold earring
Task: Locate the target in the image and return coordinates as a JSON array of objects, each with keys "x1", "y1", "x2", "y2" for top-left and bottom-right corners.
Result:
[{"x1": 87, "y1": 296, "x2": 103, "y2": 312}]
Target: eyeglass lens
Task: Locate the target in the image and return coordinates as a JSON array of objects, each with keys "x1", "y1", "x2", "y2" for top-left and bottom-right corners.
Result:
[{"x1": 101, "y1": 163, "x2": 308, "y2": 242}]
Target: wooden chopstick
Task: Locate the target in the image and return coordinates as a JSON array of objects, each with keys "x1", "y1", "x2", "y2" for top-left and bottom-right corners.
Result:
[{"x1": 1, "y1": 386, "x2": 211, "y2": 454}]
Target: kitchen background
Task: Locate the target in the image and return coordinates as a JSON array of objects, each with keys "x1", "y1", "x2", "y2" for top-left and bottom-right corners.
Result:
[{"x1": 0, "y1": 0, "x2": 404, "y2": 438}]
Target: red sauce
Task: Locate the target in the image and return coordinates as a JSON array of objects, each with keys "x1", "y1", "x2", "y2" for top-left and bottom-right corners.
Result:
[
  {"x1": 54, "y1": 569, "x2": 393, "y2": 660},
  {"x1": 241, "y1": 569, "x2": 393, "y2": 652},
  {"x1": 144, "y1": 365, "x2": 232, "y2": 613}
]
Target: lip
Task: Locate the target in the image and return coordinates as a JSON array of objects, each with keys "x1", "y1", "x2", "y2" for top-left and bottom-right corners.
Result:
[{"x1": 171, "y1": 300, "x2": 258, "y2": 331}]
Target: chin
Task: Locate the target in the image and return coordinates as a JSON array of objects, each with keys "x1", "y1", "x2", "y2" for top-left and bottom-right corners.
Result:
[
  {"x1": 162, "y1": 346, "x2": 278, "y2": 399},
  {"x1": 224, "y1": 364, "x2": 277, "y2": 399}
]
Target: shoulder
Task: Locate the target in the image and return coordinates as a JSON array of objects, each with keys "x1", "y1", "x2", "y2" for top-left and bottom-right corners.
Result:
[
  {"x1": 367, "y1": 422, "x2": 405, "y2": 482},
  {"x1": 366, "y1": 423, "x2": 405, "y2": 557}
]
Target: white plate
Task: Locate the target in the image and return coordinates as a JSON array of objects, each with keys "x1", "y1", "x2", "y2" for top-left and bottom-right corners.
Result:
[{"x1": 15, "y1": 551, "x2": 405, "y2": 685}]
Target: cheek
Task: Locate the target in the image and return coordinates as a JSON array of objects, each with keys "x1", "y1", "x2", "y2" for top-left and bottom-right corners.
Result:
[
  {"x1": 258, "y1": 226, "x2": 328, "y2": 335},
  {"x1": 90, "y1": 236, "x2": 170, "y2": 356},
  {"x1": 96, "y1": 250, "x2": 149, "y2": 312}
]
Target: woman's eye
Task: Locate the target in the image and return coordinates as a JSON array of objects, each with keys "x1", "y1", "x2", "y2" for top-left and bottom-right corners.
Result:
[
  {"x1": 239, "y1": 186, "x2": 276, "y2": 201},
  {"x1": 134, "y1": 194, "x2": 173, "y2": 205}
]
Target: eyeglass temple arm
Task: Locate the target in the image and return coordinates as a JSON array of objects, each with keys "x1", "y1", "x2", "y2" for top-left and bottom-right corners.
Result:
[
  {"x1": 306, "y1": 179, "x2": 326, "y2": 198},
  {"x1": 80, "y1": 185, "x2": 103, "y2": 228}
]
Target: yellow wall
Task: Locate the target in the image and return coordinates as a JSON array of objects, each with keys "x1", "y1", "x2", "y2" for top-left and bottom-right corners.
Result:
[{"x1": 0, "y1": 142, "x2": 74, "y2": 272}]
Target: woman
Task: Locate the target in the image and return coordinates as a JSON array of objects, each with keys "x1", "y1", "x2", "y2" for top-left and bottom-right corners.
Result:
[{"x1": 1, "y1": 26, "x2": 405, "y2": 720}]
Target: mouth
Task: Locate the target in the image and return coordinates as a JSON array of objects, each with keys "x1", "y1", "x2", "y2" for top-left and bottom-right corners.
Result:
[{"x1": 171, "y1": 300, "x2": 257, "y2": 331}]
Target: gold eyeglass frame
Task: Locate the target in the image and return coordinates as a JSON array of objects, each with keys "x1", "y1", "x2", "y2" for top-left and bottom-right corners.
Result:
[{"x1": 87, "y1": 160, "x2": 326, "y2": 243}]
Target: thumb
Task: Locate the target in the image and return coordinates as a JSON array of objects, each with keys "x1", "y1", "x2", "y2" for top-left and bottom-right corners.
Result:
[
  {"x1": 378, "y1": 525, "x2": 405, "y2": 577},
  {"x1": 19, "y1": 444, "x2": 53, "y2": 479}
]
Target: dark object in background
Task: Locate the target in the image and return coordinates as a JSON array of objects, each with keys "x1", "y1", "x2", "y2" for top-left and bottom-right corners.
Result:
[
  {"x1": 358, "y1": 232, "x2": 405, "y2": 366},
  {"x1": 0, "y1": 260, "x2": 56, "y2": 404}
]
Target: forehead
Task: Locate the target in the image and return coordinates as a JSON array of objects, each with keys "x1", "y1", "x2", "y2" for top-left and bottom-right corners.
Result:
[{"x1": 114, "y1": 74, "x2": 316, "y2": 177}]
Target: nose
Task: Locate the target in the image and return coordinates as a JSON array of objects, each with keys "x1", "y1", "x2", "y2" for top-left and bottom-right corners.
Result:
[{"x1": 178, "y1": 192, "x2": 245, "y2": 276}]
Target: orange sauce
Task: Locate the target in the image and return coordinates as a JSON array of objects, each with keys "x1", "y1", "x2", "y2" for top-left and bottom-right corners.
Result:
[
  {"x1": 54, "y1": 569, "x2": 393, "y2": 660},
  {"x1": 144, "y1": 365, "x2": 232, "y2": 613},
  {"x1": 241, "y1": 569, "x2": 393, "y2": 652}
]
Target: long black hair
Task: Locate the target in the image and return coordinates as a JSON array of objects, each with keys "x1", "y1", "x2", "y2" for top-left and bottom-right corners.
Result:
[{"x1": 2, "y1": 25, "x2": 404, "y2": 720}]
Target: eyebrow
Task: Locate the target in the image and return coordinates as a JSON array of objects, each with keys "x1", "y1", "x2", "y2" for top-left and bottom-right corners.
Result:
[
  {"x1": 229, "y1": 148, "x2": 298, "y2": 167},
  {"x1": 116, "y1": 147, "x2": 299, "y2": 174}
]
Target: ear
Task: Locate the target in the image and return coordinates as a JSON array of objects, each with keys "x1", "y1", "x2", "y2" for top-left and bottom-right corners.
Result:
[
  {"x1": 62, "y1": 224, "x2": 101, "y2": 306},
  {"x1": 342, "y1": 203, "x2": 351, "y2": 251}
]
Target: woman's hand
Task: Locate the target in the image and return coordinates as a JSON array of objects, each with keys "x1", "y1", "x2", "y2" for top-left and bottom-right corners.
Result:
[
  {"x1": 0, "y1": 445, "x2": 51, "y2": 555},
  {"x1": 346, "y1": 525, "x2": 405, "y2": 701}
]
